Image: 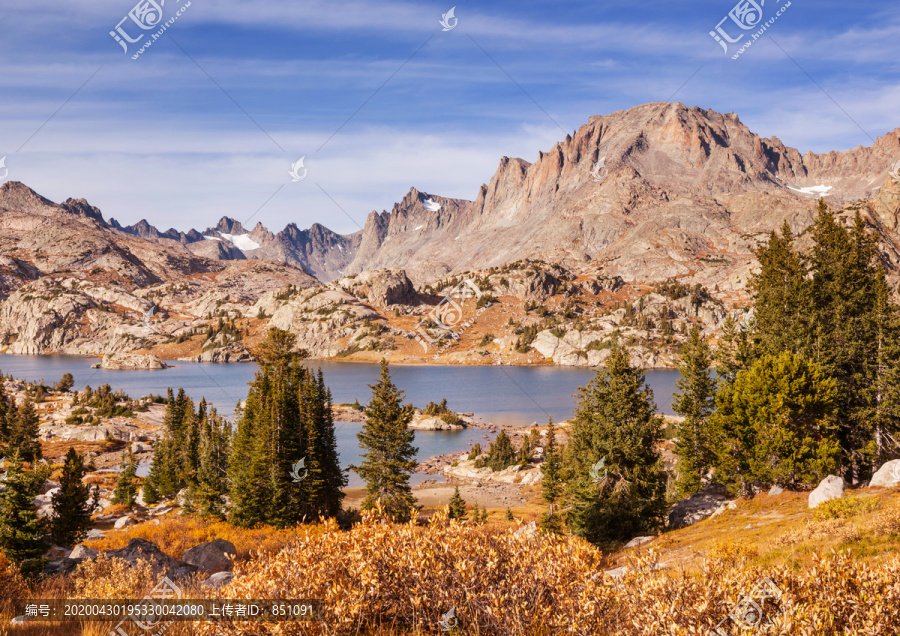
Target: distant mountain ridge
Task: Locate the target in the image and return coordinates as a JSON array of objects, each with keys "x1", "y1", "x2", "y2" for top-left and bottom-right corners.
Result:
[{"x1": 55, "y1": 102, "x2": 900, "y2": 288}]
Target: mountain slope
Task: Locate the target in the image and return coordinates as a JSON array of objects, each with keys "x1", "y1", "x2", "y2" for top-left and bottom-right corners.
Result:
[{"x1": 345, "y1": 102, "x2": 900, "y2": 287}]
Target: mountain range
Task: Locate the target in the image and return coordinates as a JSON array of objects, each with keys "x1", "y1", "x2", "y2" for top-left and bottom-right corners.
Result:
[{"x1": 106, "y1": 101, "x2": 900, "y2": 288}]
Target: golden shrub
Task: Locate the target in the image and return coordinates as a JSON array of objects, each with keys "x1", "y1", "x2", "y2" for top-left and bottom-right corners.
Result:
[
  {"x1": 84, "y1": 516, "x2": 309, "y2": 559},
  {"x1": 71, "y1": 553, "x2": 156, "y2": 599},
  {"x1": 0, "y1": 551, "x2": 27, "y2": 604},
  {"x1": 812, "y1": 494, "x2": 879, "y2": 521},
  {"x1": 188, "y1": 512, "x2": 900, "y2": 635},
  {"x1": 706, "y1": 540, "x2": 759, "y2": 566}
]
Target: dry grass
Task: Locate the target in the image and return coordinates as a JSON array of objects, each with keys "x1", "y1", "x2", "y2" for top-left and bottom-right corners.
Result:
[{"x1": 83, "y1": 516, "x2": 320, "y2": 560}]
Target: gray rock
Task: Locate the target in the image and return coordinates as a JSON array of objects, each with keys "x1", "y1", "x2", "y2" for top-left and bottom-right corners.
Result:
[
  {"x1": 43, "y1": 558, "x2": 81, "y2": 576},
  {"x1": 113, "y1": 516, "x2": 135, "y2": 529},
  {"x1": 768, "y1": 485, "x2": 785, "y2": 496},
  {"x1": 40, "y1": 479, "x2": 61, "y2": 494},
  {"x1": 95, "y1": 353, "x2": 169, "y2": 370},
  {"x1": 809, "y1": 475, "x2": 845, "y2": 509},
  {"x1": 513, "y1": 521, "x2": 538, "y2": 541},
  {"x1": 667, "y1": 484, "x2": 730, "y2": 528},
  {"x1": 182, "y1": 539, "x2": 237, "y2": 574},
  {"x1": 131, "y1": 442, "x2": 152, "y2": 454},
  {"x1": 86, "y1": 529, "x2": 106, "y2": 539},
  {"x1": 203, "y1": 571, "x2": 234, "y2": 589},
  {"x1": 624, "y1": 536, "x2": 654, "y2": 549},
  {"x1": 103, "y1": 538, "x2": 197, "y2": 579},
  {"x1": 869, "y1": 459, "x2": 900, "y2": 488},
  {"x1": 69, "y1": 545, "x2": 99, "y2": 560}
]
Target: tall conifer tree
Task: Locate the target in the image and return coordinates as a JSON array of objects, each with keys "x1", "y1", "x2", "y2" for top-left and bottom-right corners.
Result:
[
  {"x1": 672, "y1": 326, "x2": 717, "y2": 496},
  {"x1": 0, "y1": 452, "x2": 49, "y2": 574},
  {"x1": 563, "y1": 341, "x2": 667, "y2": 544},
  {"x1": 350, "y1": 359, "x2": 418, "y2": 522},
  {"x1": 50, "y1": 448, "x2": 98, "y2": 546}
]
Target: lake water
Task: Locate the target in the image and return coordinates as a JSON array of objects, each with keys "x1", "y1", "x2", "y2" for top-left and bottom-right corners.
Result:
[{"x1": 1, "y1": 355, "x2": 680, "y2": 487}]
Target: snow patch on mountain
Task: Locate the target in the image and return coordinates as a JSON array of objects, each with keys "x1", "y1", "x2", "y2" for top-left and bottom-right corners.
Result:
[
  {"x1": 220, "y1": 233, "x2": 260, "y2": 251},
  {"x1": 788, "y1": 184, "x2": 833, "y2": 196}
]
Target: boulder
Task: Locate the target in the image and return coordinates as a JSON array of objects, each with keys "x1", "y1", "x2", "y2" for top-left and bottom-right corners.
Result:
[
  {"x1": 131, "y1": 442, "x2": 152, "y2": 454},
  {"x1": 667, "y1": 484, "x2": 730, "y2": 528},
  {"x1": 809, "y1": 475, "x2": 845, "y2": 509},
  {"x1": 69, "y1": 545, "x2": 99, "y2": 560},
  {"x1": 768, "y1": 485, "x2": 785, "y2": 496},
  {"x1": 93, "y1": 353, "x2": 168, "y2": 370},
  {"x1": 513, "y1": 521, "x2": 538, "y2": 541},
  {"x1": 624, "y1": 536, "x2": 654, "y2": 549},
  {"x1": 203, "y1": 571, "x2": 234, "y2": 589},
  {"x1": 337, "y1": 269, "x2": 419, "y2": 307},
  {"x1": 182, "y1": 539, "x2": 236, "y2": 574},
  {"x1": 869, "y1": 459, "x2": 900, "y2": 488},
  {"x1": 44, "y1": 558, "x2": 81, "y2": 576},
  {"x1": 103, "y1": 538, "x2": 197, "y2": 579},
  {"x1": 113, "y1": 516, "x2": 135, "y2": 529},
  {"x1": 179, "y1": 342, "x2": 254, "y2": 364}
]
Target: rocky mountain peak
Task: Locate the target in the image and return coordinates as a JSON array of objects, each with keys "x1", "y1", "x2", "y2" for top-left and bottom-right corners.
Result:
[
  {"x1": 213, "y1": 217, "x2": 246, "y2": 235},
  {"x1": 0, "y1": 181, "x2": 58, "y2": 215},
  {"x1": 60, "y1": 198, "x2": 106, "y2": 225}
]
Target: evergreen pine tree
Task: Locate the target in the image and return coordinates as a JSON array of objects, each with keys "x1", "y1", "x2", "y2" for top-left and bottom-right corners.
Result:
[
  {"x1": 472, "y1": 502, "x2": 480, "y2": 524},
  {"x1": 540, "y1": 418, "x2": 564, "y2": 534},
  {"x1": 111, "y1": 450, "x2": 138, "y2": 507},
  {"x1": 229, "y1": 328, "x2": 342, "y2": 527},
  {"x1": 751, "y1": 221, "x2": 809, "y2": 357},
  {"x1": 672, "y1": 326, "x2": 718, "y2": 496},
  {"x1": 50, "y1": 448, "x2": 98, "y2": 547},
  {"x1": 8, "y1": 397, "x2": 42, "y2": 462},
  {"x1": 448, "y1": 486, "x2": 467, "y2": 520},
  {"x1": 506, "y1": 508, "x2": 514, "y2": 522},
  {"x1": 350, "y1": 359, "x2": 418, "y2": 522},
  {"x1": 712, "y1": 351, "x2": 840, "y2": 493},
  {"x1": 869, "y1": 267, "x2": 900, "y2": 466},
  {"x1": 192, "y1": 407, "x2": 231, "y2": 518},
  {"x1": 0, "y1": 382, "x2": 8, "y2": 445},
  {"x1": 563, "y1": 341, "x2": 667, "y2": 545},
  {"x1": 0, "y1": 452, "x2": 49, "y2": 574}
]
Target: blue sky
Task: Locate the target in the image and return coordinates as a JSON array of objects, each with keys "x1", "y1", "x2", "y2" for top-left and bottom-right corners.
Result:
[{"x1": 0, "y1": 0, "x2": 898, "y2": 235}]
